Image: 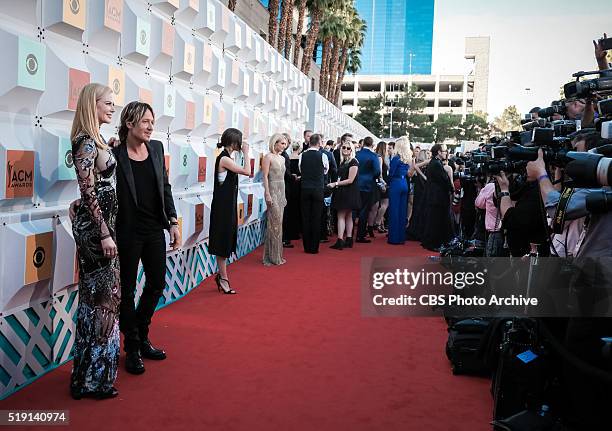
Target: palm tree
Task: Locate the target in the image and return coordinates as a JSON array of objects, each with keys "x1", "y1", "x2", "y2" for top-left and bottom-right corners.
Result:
[
  {"x1": 228, "y1": 0, "x2": 237, "y2": 11},
  {"x1": 301, "y1": 0, "x2": 331, "y2": 75},
  {"x1": 293, "y1": 0, "x2": 306, "y2": 67},
  {"x1": 284, "y1": 0, "x2": 294, "y2": 59},
  {"x1": 325, "y1": 10, "x2": 349, "y2": 99},
  {"x1": 331, "y1": 16, "x2": 365, "y2": 105},
  {"x1": 317, "y1": 9, "x2": 340, "y2": 98},
  {"x1": 268, "y1": 0, "x2": 281, "y2": 46},
  {"x1": 277, "y1": 0, "x2": 292, "y2": 55}
]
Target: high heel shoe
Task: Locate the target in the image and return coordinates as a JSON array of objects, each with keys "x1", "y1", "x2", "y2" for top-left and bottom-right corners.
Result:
[{"x1": 215, "y1": 274, "x2": 237, "y2": 294}]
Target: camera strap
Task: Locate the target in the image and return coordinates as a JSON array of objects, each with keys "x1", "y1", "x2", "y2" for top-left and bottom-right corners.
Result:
[{"x1": 552, "y1": 187, "x2": 575, "y2": 234}]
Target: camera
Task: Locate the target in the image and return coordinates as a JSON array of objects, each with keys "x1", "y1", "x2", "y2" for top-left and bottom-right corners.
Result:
[
  {"x1": 538, "y1": 103, "x2": 566, "y2": 118},
  {"x1": 564, "y1": 71, "x2": 612, "y2": 99}
]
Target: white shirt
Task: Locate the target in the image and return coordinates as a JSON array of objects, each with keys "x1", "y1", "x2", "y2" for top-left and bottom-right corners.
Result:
[{"x1": 298, "y1": 147, "x2": 329, "y2": 175}]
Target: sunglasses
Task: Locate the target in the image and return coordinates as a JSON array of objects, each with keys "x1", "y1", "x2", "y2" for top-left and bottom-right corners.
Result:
[{"x1": 341, "y1": 146, "x2": 351, "y2": 150}]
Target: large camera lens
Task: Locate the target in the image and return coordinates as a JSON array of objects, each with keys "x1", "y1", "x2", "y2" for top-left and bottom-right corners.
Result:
[{"x1": 586, "y1": 190, "x2": 612, "y2": 213}]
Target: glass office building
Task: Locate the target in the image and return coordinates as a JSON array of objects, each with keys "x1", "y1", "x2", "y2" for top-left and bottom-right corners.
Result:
[{"x1": 355, "y1": 0, "x2": 435, "y2": 75}]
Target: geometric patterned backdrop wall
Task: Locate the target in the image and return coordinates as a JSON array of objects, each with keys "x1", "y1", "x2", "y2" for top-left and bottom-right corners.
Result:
[{"x1": 0, "y1": 0, "x2": 372, "y2": 400}]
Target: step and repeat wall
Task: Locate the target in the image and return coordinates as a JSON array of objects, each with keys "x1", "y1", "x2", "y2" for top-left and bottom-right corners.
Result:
[{"x1": 0, "y1": 0, "x2": 374, "y2": 399}]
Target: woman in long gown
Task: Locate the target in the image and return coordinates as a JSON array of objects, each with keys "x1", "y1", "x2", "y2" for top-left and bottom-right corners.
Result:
[
  {"x1": 406, "y1": 150, "x2": 429, "y2": 241},
  {"x1": 421, "y1": 144, "x2": 455, "y2": 251},
  {"x1": 209, "y1": 128, "x2": 252, "y2": 294},
  {"x1": 262, "y1": 133, "x2": 288, "y2": 265},
  {"x1": 387, "y1": 137, "x2": 412, "y2": 245},
  {"x1": 70, "y1": 83, "x2": 120, "y2": 400}
]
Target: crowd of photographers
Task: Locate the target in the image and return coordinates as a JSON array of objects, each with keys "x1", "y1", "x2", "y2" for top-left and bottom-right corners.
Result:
[{"x1": 439, "y1": 34, "x2": 612, "y2": 429}]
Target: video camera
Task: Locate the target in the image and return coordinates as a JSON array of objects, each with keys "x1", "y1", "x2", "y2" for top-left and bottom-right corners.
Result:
[{"x1": 564, "y1": 70, "x2": 612, "y2": 100}]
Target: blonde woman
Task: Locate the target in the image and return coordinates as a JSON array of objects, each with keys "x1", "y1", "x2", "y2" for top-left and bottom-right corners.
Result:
[
  {"x1": 387, "y1": 137, "x2": 413, "y2": 244},
  {"x1": 328, "y1": 140, "x2": 360, "y2": 249},
  {"x1": 262, "y1": 133, "x2": 288, "y2": 265},
  {"x1": 69, "y1": 83, "x2": 120, "y2": 399}
]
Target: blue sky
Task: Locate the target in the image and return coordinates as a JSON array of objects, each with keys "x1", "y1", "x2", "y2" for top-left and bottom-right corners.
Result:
[{"x1": 430, "y1": 0, "x2": 612, "y2": 118}]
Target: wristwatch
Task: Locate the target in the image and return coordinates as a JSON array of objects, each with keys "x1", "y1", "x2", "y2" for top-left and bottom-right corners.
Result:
[{"x1": 499, "y1": 191, "x2": 510, "y2": 198}]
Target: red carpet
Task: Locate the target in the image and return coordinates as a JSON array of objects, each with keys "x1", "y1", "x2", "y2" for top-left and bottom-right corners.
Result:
[{"x1": 3, "y1": 234, "x2": 492, "y2": 430}]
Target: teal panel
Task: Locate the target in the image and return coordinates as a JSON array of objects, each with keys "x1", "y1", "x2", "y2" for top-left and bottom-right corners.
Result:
[
  {"x1": 5, "y1": 315, "x2": 31, "y2": 346},
  {"x1": 57, "y1": 137, "x2": 76, "y2": 180},
  {"x1": 17, "y1": 36, "x2": 45, "y2": 91},
  {"x1": 0, "y1": 331, "x2": 21, "y2": 366},
  {"x1": 31, "y1": 345, "x2": 50, "y2": 368}
]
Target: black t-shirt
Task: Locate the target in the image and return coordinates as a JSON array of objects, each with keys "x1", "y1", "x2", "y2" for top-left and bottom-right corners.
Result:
[{"x1": 130, "y1": 156, "x2": 165, "y2": 235}]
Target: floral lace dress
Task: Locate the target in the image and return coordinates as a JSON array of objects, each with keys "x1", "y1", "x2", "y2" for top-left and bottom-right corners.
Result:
[
  {"x1": 263, "y1": 154, "x2": 287, "y2": 265},
  {"x1": 70, "y1": 134, "x2": 121, "y2": 394}
]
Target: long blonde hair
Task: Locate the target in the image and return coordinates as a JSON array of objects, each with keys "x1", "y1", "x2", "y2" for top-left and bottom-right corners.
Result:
[
  {"x1": 394, "y1": 136, "x2": 413, "y2": 164},
  {"x1": 70, "y1": 83, "x2": 112, "y2": 150}
]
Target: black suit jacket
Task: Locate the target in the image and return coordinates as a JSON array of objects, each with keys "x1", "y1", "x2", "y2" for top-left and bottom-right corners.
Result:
[
  {"x1": 426, "y1": 158, "x2": 454, "y2": 207},
  {"x1": 113, "y1": 140, "x2": 177, "y2": 241}
]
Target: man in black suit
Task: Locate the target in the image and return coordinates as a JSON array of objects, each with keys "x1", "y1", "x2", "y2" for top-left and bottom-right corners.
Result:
[
  {"x1": 73, "y1": 102, "x2": 181, "y2": 375},
  {"x1": 299, "y1": 133, "x2": 328, "y2": 253},
  {"x1": 302, "y1": 129, "x2": 313, "y2": 153},
  {"x1": 112, "y1": 102, "x2": 181, "y2": 375}
]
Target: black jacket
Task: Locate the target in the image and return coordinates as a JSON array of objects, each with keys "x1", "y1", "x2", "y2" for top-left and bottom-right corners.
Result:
[{"x1": 113, "y1": 140, "x2": 177, "y2": 240}]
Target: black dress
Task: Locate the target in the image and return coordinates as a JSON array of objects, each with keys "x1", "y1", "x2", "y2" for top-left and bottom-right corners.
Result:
[
  {"x1": 284, "y1": 158, "x2": 302, "y2": 240},
  {"x1": 70, "y1": 134, "x2": 120, "y2": 395},
  {"x1": 421, "y1": 158, "x2": 454, "y2": 250},
  {"x1": 208, "y1": 149, "x2": 238, "y2": 258},
  {"x1": 407, "y1": 167, "x2": 427, "y2": 241},
  {"x1": 332, "y1": 158, "x2": 361, "y2": 210}
]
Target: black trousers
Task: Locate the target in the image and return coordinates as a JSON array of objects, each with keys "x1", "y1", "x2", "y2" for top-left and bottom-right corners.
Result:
[
  {"x1": 357, "y1": 190, "x2": 373, "y2": 239},
  {"x1": 301, "y1": 188, "x2": 323, "y2": 253},
  {"x1": 118, "y1": 230, "x2": 166, "y2": 351}
]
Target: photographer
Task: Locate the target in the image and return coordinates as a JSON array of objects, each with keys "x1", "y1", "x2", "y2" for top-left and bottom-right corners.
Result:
[
  {"x1": 493, "y1": 169, "x2": 550, "y2": 257},
  {"x1": 527, "y1": 148, "x2": 612, "y2": 429},
  {"x1": 475, "y1": 176, "x2": 503, "y2": 256}
]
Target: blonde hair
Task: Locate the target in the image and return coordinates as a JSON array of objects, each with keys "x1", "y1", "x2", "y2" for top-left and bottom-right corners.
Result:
[
  {"x1": 70, "y1": 83, "x2": 112, "y2": 150},
  {"x1": 268, "y1": 133, "x2": 287, "y2": 153},
  {"x1": 394, "y1": 136, "x2": 413, "y2": 164},
  {"x1": 340, "y1": 140, "x2": 356, "y2": 164}
]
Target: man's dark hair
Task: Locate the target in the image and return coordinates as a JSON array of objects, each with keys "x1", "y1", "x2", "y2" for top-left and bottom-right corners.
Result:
[
  {"x1": 431, "y1": 143, "x2": 442, "y2": 158},
  {"x1": 341, "y1": 133, "x2": 353, "y2": 143},
  {"x1": 414, "y1": 145, "x2": 421, "y2": 150},
  {"x1": 303, "y1": 129, "x2": 312, "y2": 137},
  {"x1": 529, "y1": 107, "x2": 541, "y2": 114},
  {"x1": 309, "y1": 133, "x2": 322, "y2": 147},
  {"x1": 387, "y1": 141, "x2": 395, "y2": 148},
  {"x1": 363, "y1": 136, "x2": 374, "y2": 147},
  {"x1": 325, "y1": 139, "x2": 334, "y2": 147}
]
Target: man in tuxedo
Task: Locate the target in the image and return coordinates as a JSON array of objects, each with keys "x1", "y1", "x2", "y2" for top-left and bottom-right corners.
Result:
[
  {"x1": 299, "y1": 133, "x2": 328, "y2": 253},
  {"x1": 302, "y1": 130, "x2": 313, "y2": 153},
  {"x1": 355, "y1": 136, "x2": 381, "y2": 243}
]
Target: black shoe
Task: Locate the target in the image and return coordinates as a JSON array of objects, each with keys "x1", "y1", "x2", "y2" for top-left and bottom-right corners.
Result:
[
  {"x1": 283, "y1": 241, "x2": 294, "y2": 248},
  {"x1": 356, "y1": 237, "x2": 371, "y2": 244},
  {"x1": 71, "y1": 386, "x2": 119, "y2": 400},
  {"x1": 367, "y1": 226, "x2": 375, "y2": 238},
  {"x1": 140, "y1": 339, "x2": 167, "y2": 360},
  {"x1": 330, "y1": 238, "x2": 344, "y2": 250},
  {"x1": 345, "y1": 237, "x2": 353, "y2": 248},
  {"x1": 125, "y1": 350, "x2": 145, "y2": 374},
  {"x1": 377, "y1": 225, "x2": 387, "y2": 233},
  {"x1": 215, "y1": 274, "x2": 237, "y2": 294}
]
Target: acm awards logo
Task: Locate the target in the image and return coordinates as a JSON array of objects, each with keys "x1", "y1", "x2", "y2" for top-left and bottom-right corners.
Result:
[
  {"x1": 195, "y1": 204, "x2": 204, "y2": 232},
  {"x1": 64, "y1": 149, "x2": 74, "y2": 169},
  {"x1": 187, "y1": 52, "x2": 193, "y2": 66},
  {"x1": 25, "y1": 54, "x2": 38, "y2": 75},
  {"x1": 106, "y1": 2, "x2": 122, "y2": 26},
  {"x1": 167, "y1": 94, "x2": 173, "y2": 108},
  {"x1": 33, "y1": 246, "x2": 46, "y2": 269},
  {"x1": 6, "y1": 160, "x2": 33, "y2": 193},
  {"x1": 182, "y1": 154, "x2": 188, "y2": 167},
  {"x1": 140, "y1": 30, "x2": 147, "y2": 46},
  {"x1": 69, "y1": 0, "x2": 80, "y2": 14},
  {"x1": 112, "y1": 78, "x2": 121, "y2": 96}
]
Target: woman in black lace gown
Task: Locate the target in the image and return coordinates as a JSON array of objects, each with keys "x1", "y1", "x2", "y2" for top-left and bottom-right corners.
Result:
[{"x1": 69, "y1": 83, "x2": 121, "y2": 400}]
